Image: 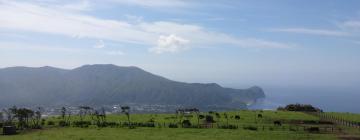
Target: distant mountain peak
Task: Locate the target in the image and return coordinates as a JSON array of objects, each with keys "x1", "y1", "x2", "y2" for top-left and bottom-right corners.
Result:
[{"x1": 0, "y1": 64, "x2": 265, "y2": 110}]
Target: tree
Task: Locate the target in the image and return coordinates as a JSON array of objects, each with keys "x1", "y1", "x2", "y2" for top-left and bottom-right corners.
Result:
[
  {"x1": 99, "y1": 107, "x2": 106, "y2": 123},
  {"x1": 2, "y1": 108, "x2": 15, "y2": 125},
  {"x1": 61, "y1": 107, "x2": 66, "y2": 121},
  {"x1": 215, "y1": 112, "x2": 221, "y2": 123},
  {"x1": 224, "y1": 113, "x2": 229, "y2": 126},
  {"x1": 32, "y1": 107, "x2": 42, "y2": 128},
  {"x1": 0, "y1": 112, "x2": 3, "y2": 123},
  {"x1": 193, "y1": 109, "x2": 201, "y2": 127},
  {"x1": 11, "y1": 107, "x2": 34, "y2": 129},
  {"x1": 121, "y1": 106, "x2": 131, "y2": 128},
  {"x1": 79, "y1": 106, "x2": 92, "y2": 121},
  {"x1": 205, "y1": 115, "x2": 215, "y2": 123}
]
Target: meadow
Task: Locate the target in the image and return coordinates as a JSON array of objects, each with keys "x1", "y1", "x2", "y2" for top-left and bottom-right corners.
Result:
[{"x1": 2, "y1": 110, "x2": 358, "y2": 140}]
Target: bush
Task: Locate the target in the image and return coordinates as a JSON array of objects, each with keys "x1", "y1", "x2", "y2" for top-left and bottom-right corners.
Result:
[
  {"x1": 182, "y1": 120, "x2": 192, "y2": 128},
  {"x1": 307, "y1": 127, "x2": 320, "y2": 133},
  {"x1": 243, "y1": 126, "x2": 258, "y2": 131},
  {"x1": 102, "y1": 122, "x2": 119, "y2": 128},
  {"x1": 168, "y1": 123, "x2": 178, "y2": 128},
  {"x1": 218, "y1": 124, "x2": 238, "y2": 129},
  {"x1": 148, "y1": 118, "x2": 155, "y2": 123},
  {"x1": 278, "y1": 104, "x2": 321, "y2": 112},
  {"x1": 121, "y1": 122, "x2": 154, "y2": 128},
  {"x1": 59, "y1": 120, "x2": 69, "y2": 127},
  {"x1": 289, "y1": 127, "x2": 297, "y2": 131},
  {"x1": 31, "y1": 124, "x2": 42, "y2": 129},
  {"x1": 41, "y1": 119, "x2": 46, "y2": 126},
  {"x1": 269, "y1": 127, "x2": 274, "y2": 131},
  {"x1": 205, "y1": 115, "x2": 215, "y2": 123},
  {"x1": 47, "y1": 121, "x2": 55, "y2": 126},
  {"x1": 73, "y1": 121, "x2": 92, "y2": 128},
  {"x1": 303, "y1": 120, "x2": 317, "y2": 124}
]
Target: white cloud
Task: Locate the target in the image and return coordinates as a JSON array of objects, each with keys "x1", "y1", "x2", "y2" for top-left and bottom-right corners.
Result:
[
  {"x1": 342, "y1": 20, "x2": 360, "y2": 29},
  {"x1": 106, "y1": 50, "x2": 125, "y2": 55},
  {"x1": 269, "y1": 28, "x2": 350, "y2": 37},
  {"x1": 124, "y1": 14, "x2": 143, "y2": 23},
  {"x1": 0, "y1": 42, "x2": 85, "y2": 53},
  {"x1": 109, "y1": 0, "x2": 188, "y2": 8},
  {"x1": 93, "y1": 40, "x2": 105, "y2": 49},
  {"x1": 61, "y1": 0, "x2": 92, "y2": 11},
  {"x1": 0, "y1": 0, "x2": 294, "y2": 54},
  {"x1": 149, "y1": 34, "x2": 189, "y2": 54}
]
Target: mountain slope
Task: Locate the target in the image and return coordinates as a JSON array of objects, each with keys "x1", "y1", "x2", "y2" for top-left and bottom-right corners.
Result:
[{"x1": 0, "y1": 64, "x2": 265, "y2": 110}]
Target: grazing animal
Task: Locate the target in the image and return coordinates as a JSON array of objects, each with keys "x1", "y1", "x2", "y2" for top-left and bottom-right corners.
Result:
[
  {"x1": 235, "y1": 115, "x2": 241, "y2": 120},
  {"x1": 274, "y1": 121, "x2": 282, "y2": 126},
  {"x1": 257, "y1": 114, "x2": 263, "y2": 118}
]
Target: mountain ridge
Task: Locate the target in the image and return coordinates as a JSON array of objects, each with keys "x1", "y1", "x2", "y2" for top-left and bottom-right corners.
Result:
[{"x1": 0, "y1": 64, "x2": 265, "y2": 110}]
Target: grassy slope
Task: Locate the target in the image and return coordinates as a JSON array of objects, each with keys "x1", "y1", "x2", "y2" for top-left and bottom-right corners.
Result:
[
  {"x1": 0, "y1": 127, "x2": 337, "y2": 140},
  {"x1": 0, "y1": 111, "x2": 340, "y2": 140}
]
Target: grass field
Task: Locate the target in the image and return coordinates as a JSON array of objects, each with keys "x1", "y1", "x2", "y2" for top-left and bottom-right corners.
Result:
[
  {"x1": 0, "y1": 127, "x2": 337, "y2": 140},
  {"x1": 1, "y1": 110, "x2": 359, "y2": 140}
]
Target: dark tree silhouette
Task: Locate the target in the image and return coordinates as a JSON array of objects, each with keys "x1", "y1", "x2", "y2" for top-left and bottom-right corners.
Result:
[
  {"x1": 235, "y1": 115, "x2": 241, "y2": 120},
  {"x1": 79, "y1": 106, "x2": 92, "y2": 121},
  {"x1": 11, "y1": 107, "x2": 34, "y2": 129},
  {"x1": 224, "y1": 113, "x2": 229, "y2": 126},
  {"x1": 121, "y1": 106, "x2": 131, "y2": 128},
  {"x1": 278, "y1": 104, "x2": 321, "y2": 112},
  {"x1": 61, "y1": 107, "x2": 66, "y2": 121},
  {"x1": 2, "y1": 108, "x2": 15, "y2": 125},
  {"x1": 32, "y1": 107, "x2": 42, "y2": 128},
  {"x1": 215, "y1": 112, "x2": 221, "y2": 123},
  {"x1": 205, "y1": 115, "x2": 215, "y2": 123},
  {"x1": 0, "y1": 112, "x2": 3, "y2": 123}
]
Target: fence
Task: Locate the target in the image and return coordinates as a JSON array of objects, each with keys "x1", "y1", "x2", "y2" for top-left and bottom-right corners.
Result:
[{"x1": 307, "y1": 112, "x2": 360, "y2": 129}]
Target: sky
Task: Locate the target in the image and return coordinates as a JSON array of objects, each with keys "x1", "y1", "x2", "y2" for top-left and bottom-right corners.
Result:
[{"x1": 0, "y1": 0, "x2": 360, "y2": 91}]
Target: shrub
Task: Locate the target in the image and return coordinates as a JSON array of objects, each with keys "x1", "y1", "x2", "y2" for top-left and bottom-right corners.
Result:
[
  {"x1": 243, "y1": 126, "x2": 258, "y2": 131},
  {"x1": 104, "y1": 122, "x2": 119, "y2": 128},
  {"x1": 182, "y1": 120, "x2": 192, "y2": 128},
  {"x1": 307, "y1": 127, "x2": 320, "y2": 133},
  {"x1": 278, "y1": 104, "x2": 321, "y2": 112},
  {"x1": 47, "y1": 121, "x2": 55, "y2": 126},
  {"x1": 59, "y1": 120, "x2": 69, "y2": 127},
  {"x1": 303, "y1": 120, "x2": 317, "y2": 124},
  {"x1": 218, "y1": 124, "x2": 238, "y2": 129},
  {"x1": 73, "y1": 121, "x2": 92, "y2": 128},
  {"x1": 205, "y1": 115, "x2": 215, "y2": 123},
  {"x1": 269, "y1": 127, "x2": 274, "y2": 131},
  {"x1": 289, "y1": 127, "x2": 297, "y2": 131},
  {"x1": 235, "y1": 115, "x2": 241, "y2": 120},
  {"x1": 148, "y1": 118, "x2": 155, "y2": 123},
  {"x1": 41, "y1": 119, "x2": 46, "y2": 126},
  {"x1": 168, "y1": 123, "x2": 178, "y2": 128}
]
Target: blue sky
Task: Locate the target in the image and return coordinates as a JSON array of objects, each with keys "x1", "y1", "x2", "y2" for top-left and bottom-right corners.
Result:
[{"x1": 0, "y1": 0, "x2": 360, "y2": 90}]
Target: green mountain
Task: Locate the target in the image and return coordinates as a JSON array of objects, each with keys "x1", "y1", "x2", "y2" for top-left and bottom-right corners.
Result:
[{"x1": 0, "y1": 64, "x2": 265, "y2": 110}]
